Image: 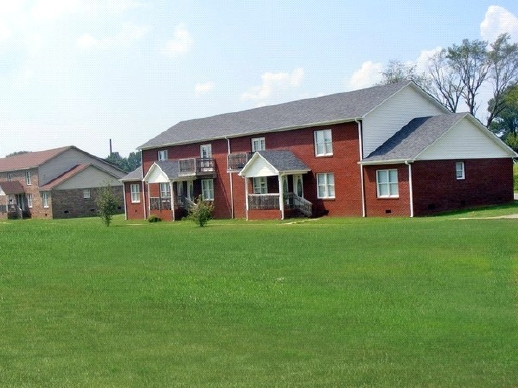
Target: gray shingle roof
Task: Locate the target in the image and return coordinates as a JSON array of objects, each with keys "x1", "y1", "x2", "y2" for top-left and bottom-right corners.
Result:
[
  {"x1": 139, "y1": 81, "x2": 414, "y2": 150},
  {"x1": 363, "y1": 113, "x2": 468, "y2": 163},
  {"x1": 121, "y1": 166, "x2": 143, "y2": 182},
  {"x1": 255, "y1": 150, "x2": 310, "y2": 173},
  {"x1": 155, "y1": 161, "x2": 180, "y2": 179}
]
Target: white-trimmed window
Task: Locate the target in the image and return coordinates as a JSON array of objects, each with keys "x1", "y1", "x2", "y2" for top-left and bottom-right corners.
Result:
[
  {"x1": 251, "y1": 137, "x2": 265, "y2": 152},
  {"x1": 26, "y1": 193, "x2": 33, "y2": 208},
  {"x1": 314, "y1": 129, "x2": 333, "y2": 156},
  {"x1": 158, "y1": 150, "x2": 168, "y2": 161},
  {"x1": 252, "y1": 177, "x2": 268, "y2": 194},
  {"x1": 201, "y1": 179, "x2": 214, "y2": 201},
  {"x1": 130, "y1": 184, "x2": 141, "y2": 203},
  {"x1": 316, "y1": 173, "x2": 335, "y2": 199},
  {"x1": 376, "y1": 169, "x2": 399, "y2": 198},
  {"x1": 83, "y1": 189, "x2": 91, "y2": 199},
  {"x1": 200, "y1": 144, "x2": 212, "y2": 158},
  {"x1": 456, "y1": 162, "x2": 465, "y2": 180},
  {"x1": 42, "y1": 192, "x2": 50, "y2": 208},
  {"x1": 25, "y1": 171, "x2": 32, "y2": 185},
  {"x1": 160, "y1": 183, "x2": 171, "y2": 198}
]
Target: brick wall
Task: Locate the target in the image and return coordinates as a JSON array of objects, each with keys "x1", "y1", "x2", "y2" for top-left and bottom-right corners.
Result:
[
  {"x1": 412, "y1": 158, "x2": 514, "y2": 216},
  {"x1": 51, "y1": 186, "x2": 124, "y2": 219}
]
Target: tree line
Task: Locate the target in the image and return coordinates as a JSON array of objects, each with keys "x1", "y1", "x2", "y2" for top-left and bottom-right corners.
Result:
[{"x1": 379, "y1": 33, "x2": 518, "y2": 151}]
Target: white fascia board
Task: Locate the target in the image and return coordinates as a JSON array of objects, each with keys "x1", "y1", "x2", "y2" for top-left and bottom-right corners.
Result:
[
  {"x1": 359, "y1": 159, "x2": 411, "y2": 166},
  {"x1": 142, "y1": 163, "x2": 169, "y2": 183},
  {"x1": 239, "y1": 153, "x2": 279, "y2": 178}
]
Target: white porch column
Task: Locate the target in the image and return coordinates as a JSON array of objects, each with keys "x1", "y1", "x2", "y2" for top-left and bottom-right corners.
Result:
[
  {"x1": 244, "y1": 177, "x2": 249, "y2": 221},
  {"x1": 170, "y1": 181, "x2": 176, "y2": 221},
  {"x1": 278, "y1": 174, "x2": 285, "y2": 220}
]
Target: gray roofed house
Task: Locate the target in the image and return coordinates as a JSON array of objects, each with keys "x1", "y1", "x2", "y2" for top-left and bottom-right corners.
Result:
[{"x1": 139, "y1": 81, "x2": 417, "y2": 150}]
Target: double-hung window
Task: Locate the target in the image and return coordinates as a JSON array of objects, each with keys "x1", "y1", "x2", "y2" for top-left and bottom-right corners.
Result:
[
  {"x1": 316, "y1": 173, "x2": 335, "y2": 199},
  {"x1": 83, "y1": 189, "x2": 91, "y2": 199},
  {"x1": 201, "y1": 179, "x2": 214, "y2": 201},
  {"x1": 25, "y1": 171, "x2": 32, "y2": 185},
  {"x1": 158, "y1": 150, "x2": 168, "y2": 161},
  {"x1": 130, "y1": 184, "x2": 141, "y2": 203},
  {"x1": 455, "y1": 162, "x2": 465, "y2": 180},
  {"x1": 160, "y1": 183, "x2": 171, "y2": 199},
  {"x1": 252, "y1": 177, "x2": 268, "y2": 194},
  {"x1": 251, "y1": 137, "x2": 265, "y2": 152},
  {"x1": 26, "y1": 193, "x2": 33, "y2": 208},
  {"x1": 314, "y1": 129, "x2": 333, "y2": 156},
  {"x1": 42, "y1": 192, "x2": 50, "y2": 208},
  {"x1": 376, "y1": 169, "x2": 399, "y2": 198}
]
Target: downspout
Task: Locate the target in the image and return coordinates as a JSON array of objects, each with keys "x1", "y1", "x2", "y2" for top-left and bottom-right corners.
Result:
[
  {"x1": 226, "y1": 137, "x2": 234, "y2": 219},
  {"x1": 122, "y1": 181, "x2": 128, "y2": 220},
  {"x1": 355, "y1": 119, "x2": 366, "y2": 217},
  {"x1": 405, "y1": 161, "x2": 414, "y2": 218},
  {"x1": 142, "y1": 181, "x2": 147, "y2": 219},
  {"x1": 279, "y1": 174, "x2": 285, "y2": 220},
  {"x1": 146, "y1": 181, "x2": 151, "y2": 219},
  {"x1": 170, "y1": 181, "x2": 176, "y2": 221}
]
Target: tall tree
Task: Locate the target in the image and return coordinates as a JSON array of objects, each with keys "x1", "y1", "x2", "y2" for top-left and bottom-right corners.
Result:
[
  {"x1": 486, "y1": 33, "x2": 518, "y2": 127},
  {"x1": 446, "y1": 38, "x2": 490, "y2": 117},
  {"x1": 427, "y1": 49, "x2": 464, "y2": 113},
  {"x1": 104, "y1": 151, "x2": 141, "y2": 173},
  {"x1": 488, "y1": 83, "x2": 518, "y2": 151}
]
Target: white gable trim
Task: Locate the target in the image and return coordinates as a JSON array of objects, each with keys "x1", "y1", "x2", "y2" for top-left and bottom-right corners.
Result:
[
  {"x1": 143, "y1": 163, "x2": 170, "y2": 183},
  {"x1": 239, "y1": 153, "x2": 279, "y2": 178}
]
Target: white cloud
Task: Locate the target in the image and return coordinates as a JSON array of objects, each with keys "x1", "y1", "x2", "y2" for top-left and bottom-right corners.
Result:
[
  {"x1": 241, "y1": 67, "x2": 305, "y2": 100},
  {"x1": 30, "y1": 0, "x2": 83, "y2": 22},
  {"x1": 480, "y1": 6, "x2": 518, "y2": 42},
  {"x1": 195, "y1": 81, "x2": 215, "y2": 96},
  {"x1": 347, "y1": 61, "x2": 383, "y2": 90},
  {"x1": 76, "y1": 23, "x2": 150, "y2": 49},
  {"x1": 0, "y1": 23, "x2": 11, "y2": 44},
  {"x1": 161, "y1": 23, "x2": 193, "y2": 58},
  {"x1": 415, "y1": 47, "x2": 443, "y2": 72}
]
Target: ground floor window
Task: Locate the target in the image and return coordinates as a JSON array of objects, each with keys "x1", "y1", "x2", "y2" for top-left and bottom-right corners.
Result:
[
  {"x1": 252, "y1": 177, "x2": 268, "y2": 194},
  {"x1": 83, "y1": 189, "x2": 91, "y2": 199},
  {"x1": 160, "y1": 183, "x2": 171, "y2": 198},
  {"x1": 316, "y1": 173, "x2": 335, "y2": 199},
  {"x1": 456, "y1": 161, "x2": 465, "y2": 180},
  {"x1": 42, "y1": 192, "x2": 50, "y2": 208},
  {"x1": 26, "y1": 193, "x2": 33, "y2": 208},
  {"x1": 376, "y1": 169, "x2": 399, "y2": 198},
  {"x1": 201, "y1": 179, "x2": 214, "y2": 201},
  {"x1": 130, "y1": 184, "x2": 141, "y2": 203}
]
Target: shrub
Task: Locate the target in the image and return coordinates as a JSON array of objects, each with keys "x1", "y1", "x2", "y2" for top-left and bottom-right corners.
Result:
[
  {"x1": 147, "y1": 215, "x2": 162, "y2": 223},
  {"x1": 188, "y1": 195, "x2": 214, "y2": 227},
  {"x1": 95, "y1": 185, "x2": 120, "y2": 227}
]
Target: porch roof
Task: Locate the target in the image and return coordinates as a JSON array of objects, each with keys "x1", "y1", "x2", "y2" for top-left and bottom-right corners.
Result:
[
  {"x1": 239, "y1": 150, "x2": 310, "y2": 178},
  {"x1": 0, "y1": 181, "x2": 25, "y2": 195},
  {"x1": 143, "y1": 161, "x2": 180, "y2": 183}
]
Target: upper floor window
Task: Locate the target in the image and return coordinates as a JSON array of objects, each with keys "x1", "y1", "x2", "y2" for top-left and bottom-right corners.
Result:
[
  {"x1": 314, "y1": 129, "x2": 333, "y2": 156},
  {"x1": 251, "y1": 137, "x2": 266, "y2": 152},
  {"x1": 200, "y1": 144, "x2": 212, "y2": 158},
  {"x1": 7, "y1": 173, "x2": 12, "y2": 181},
  {"x1": 455, "y1": 162, "x2": 465, "y2": 180},
  {"x1": 316, "y1": 173, "x2": 335, "y2": 199},
  {"x1": 158, "y1": 150, "x2": 168, "y2": 161},
  {"x1": 25, "y1": 171, "x2": 32, "y2": 185},
  {"x1": 130, "y1": 184, "x2": 141, "y2": 203},
  {"x1": 376, "y1": 169, "x2": 399, "y2": 198}
]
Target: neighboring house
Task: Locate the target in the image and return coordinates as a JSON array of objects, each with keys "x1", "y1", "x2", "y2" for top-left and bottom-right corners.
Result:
[
  {"x1": 122, "y1": 81, "x2": 517, "y2": 221},
  {"x1": 0, "y1": 146, "x2": 125, "y2": 219}
]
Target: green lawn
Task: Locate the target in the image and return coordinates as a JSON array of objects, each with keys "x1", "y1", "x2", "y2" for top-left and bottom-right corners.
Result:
[{"x1": 1, "y1": 208, "x2": 518, "y2": 387}]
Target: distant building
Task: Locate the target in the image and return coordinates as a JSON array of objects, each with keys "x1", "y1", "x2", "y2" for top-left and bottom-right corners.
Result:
[
  {"x1": 122, "y1": 81, "x2": 517, "y2": 221},
  {"x1": 0, "y1": 146, "x2": 125, "y2": 219}
]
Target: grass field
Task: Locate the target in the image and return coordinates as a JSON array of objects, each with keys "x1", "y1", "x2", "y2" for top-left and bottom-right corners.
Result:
[{"x1": 1, "y1": 206, "x2": 518, "y2": 387}]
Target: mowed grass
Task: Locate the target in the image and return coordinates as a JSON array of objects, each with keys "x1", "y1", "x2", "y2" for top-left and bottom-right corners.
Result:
[{"x1": 1, "y1": 208, "x2": 518, "y2": 387}]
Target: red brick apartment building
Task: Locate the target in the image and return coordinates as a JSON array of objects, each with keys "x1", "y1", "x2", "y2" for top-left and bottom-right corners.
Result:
[{"x1": 122, "y1": 81, "x2": 517, "y2": 221}]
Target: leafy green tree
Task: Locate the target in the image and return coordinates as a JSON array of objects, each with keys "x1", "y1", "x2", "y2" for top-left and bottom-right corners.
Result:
[
  {"x1": 95, "y1": 185, "x2": 120, "y2": 226},
  {"x1": 188, "y1": 195, "x2": 214, "y2": 227},
  {"x1": 104, "y1": 151, "x2": 141, "y2": 173},
  {"x1": 6, "y1": 151, "x2": 29, "y2": 157},
  {"x1": 489, "y1": 84, "x2": 518, "y2": 151}
]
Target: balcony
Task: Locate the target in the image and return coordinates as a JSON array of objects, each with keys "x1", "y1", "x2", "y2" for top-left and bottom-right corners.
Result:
[
  {"x1": 227, "y1": 152, "x2": 252, "y2": 171},
  {"x1": 178, "y1": 158, "x2": 216, "y2": 177}
]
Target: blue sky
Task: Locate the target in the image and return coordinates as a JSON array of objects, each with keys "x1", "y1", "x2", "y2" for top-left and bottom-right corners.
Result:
[{"x1": 1, "y1": 0, "x2": 517, "y2": 158}]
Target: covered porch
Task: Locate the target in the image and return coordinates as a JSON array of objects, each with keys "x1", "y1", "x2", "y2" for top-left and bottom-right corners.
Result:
[
  {"x1": 239, "y1": 150, "x2": 312, "y2": 220},
  {"x1": 0, "y1": 181, "x2": 28, "y2": 219}
]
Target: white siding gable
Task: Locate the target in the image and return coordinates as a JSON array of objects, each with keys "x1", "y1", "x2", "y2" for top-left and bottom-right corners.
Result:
[
  {"x1": 418, "y1": 118, "x2": 513, "y2": 160},
  {"x1": 362, "y1": 85, "x2": 446, "y2": 157},
  {"x1": 144, "y1": 165, "x2": 170, "y2": 184},
  {"x1": 244, "y1": 157, "x2": 278, "y2": 178},
  {"x1": 54, "y1": 166, "x2": 122, "y2": 190}
]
